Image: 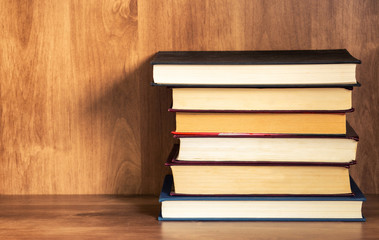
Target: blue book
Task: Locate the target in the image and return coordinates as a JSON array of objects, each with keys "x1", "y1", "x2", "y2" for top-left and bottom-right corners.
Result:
[{"x1": 159, "y1": 175, "x2": 366, "y2": 221}]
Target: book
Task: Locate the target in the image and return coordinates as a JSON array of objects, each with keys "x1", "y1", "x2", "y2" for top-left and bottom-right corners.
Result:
[
  {"x1": 159, "y1": 175, "x2": 365, "y2": 221},
  {"x1": 174, "y1": 123, "x2": 358, "y2": 163},
  {"x1": 151, "y1": 50, "x2": 360, "y2": 86},
  {"x1": 171, "y1": 87, "x2": 352, "y2": 111},
  {"x1": 166, "y1": 146, "x2": 353, "y2": 195},
  {"x1": 173, "y1": 110, "x2": 349, "y2": 134}
]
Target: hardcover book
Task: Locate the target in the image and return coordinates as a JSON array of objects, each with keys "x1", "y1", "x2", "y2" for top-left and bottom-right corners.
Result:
[
  {"x1": 173, "y1": 123, "x2": 358, "y2": 163},
  {"x1": 171, "y1": 87, "x2": 353, "y2": 111},
  {"x1": 165, "y1": 145, "x2": 354, "y2": 195},
  {"x1": 172, "y1": 110, "x2": 350, "y2": 134},
  {"x1": 159, "y1": 175, "x2": 365, "y2": 221},
  {"x1": 151, "y1": 50, "x2": 360, "y2": 87}
]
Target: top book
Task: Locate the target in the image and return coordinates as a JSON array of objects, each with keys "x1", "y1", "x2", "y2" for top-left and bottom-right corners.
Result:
[{"x1": 151, "y1": 50, "x2": 360, "y2": 87}]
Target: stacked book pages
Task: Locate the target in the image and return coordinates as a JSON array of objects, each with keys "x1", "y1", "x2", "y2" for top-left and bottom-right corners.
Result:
[{"x1": 152, "y1": 50, "x2": 366, "y2": 221}]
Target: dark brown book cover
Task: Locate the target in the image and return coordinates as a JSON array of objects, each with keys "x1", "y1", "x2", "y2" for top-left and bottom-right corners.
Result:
[{"x1": 151, "y1": 49, "x2": 361, "y2": 65}]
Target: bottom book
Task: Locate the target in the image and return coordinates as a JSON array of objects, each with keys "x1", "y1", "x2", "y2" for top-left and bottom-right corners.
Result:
[{"x1": 158, "y1": 175, "x2": 365, "y2": 221}]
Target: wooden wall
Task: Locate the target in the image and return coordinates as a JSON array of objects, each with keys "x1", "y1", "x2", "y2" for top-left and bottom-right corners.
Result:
[{"x1": 0, "y1": 0, "x2": 378, "y2": 194}]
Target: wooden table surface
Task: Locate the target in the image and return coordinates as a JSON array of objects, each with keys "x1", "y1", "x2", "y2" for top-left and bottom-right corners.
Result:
[{"x1": 0, "y1": 195, "x2": 378, "y2": 240}]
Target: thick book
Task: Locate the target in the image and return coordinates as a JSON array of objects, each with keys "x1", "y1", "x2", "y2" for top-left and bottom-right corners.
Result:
[
  {"x1": 173, "y1": 123, "x2": 358, "y2": 164},
  {"x1": 171, "y1": 87, "x2": 353, "y2": 111},
  {"x1": 165, "y1": 145, "x2": 354, "y2": 195},
  {"x1": 159, "y1": 175, "x2": 366, "y2": 221},
  {"x1": 151, "y1": 50, "x2": 360, "y2": 87},
  {"x1": 172, "y1": 110, "x2": 352, "y2": 135}
]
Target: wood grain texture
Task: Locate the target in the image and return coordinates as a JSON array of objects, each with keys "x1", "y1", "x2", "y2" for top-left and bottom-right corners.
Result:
[
  {"x1": 0, "y1": 0, "x2": 378, "y2": 194},
  {"x1": 0, "y1": 195, "x2": 378, "y2": 240},
  {"x1": 0, "y1": 0, "x2": 141, "y2": 194}
]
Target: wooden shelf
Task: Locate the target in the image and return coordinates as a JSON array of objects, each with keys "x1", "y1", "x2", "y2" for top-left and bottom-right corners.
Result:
[{"x1": 0, "y1": 195, "x2": 378, "y2": 239}]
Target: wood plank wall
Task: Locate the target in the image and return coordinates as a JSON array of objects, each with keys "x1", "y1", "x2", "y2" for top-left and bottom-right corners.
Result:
[{"x1": 0, "y1": 0, "x2": 378, "y2": 194}]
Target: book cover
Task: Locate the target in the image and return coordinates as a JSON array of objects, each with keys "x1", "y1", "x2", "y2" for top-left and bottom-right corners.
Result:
[
  {"x1": 159, "y1": 175, "x2": 366, "y2": 222},
  {"x1": 151, "y1": 50, "x2": 361, "y2": 65}
]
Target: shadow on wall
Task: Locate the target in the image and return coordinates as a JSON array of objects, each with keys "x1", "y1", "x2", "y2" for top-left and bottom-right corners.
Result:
[
  {"x1": 80, "y1": 56, "x2": 173, "y2": 195},
  {"x1": 138, "y1": 56, "x2": 175, "y2": 195},
  {"x1": 80, "y1": 63, "x2": 142, "y2": 194}
]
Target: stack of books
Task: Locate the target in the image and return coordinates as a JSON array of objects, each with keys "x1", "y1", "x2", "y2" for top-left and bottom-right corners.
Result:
[{"x1": 152, "y1": 50, "x2": 366, "y2": 221}]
